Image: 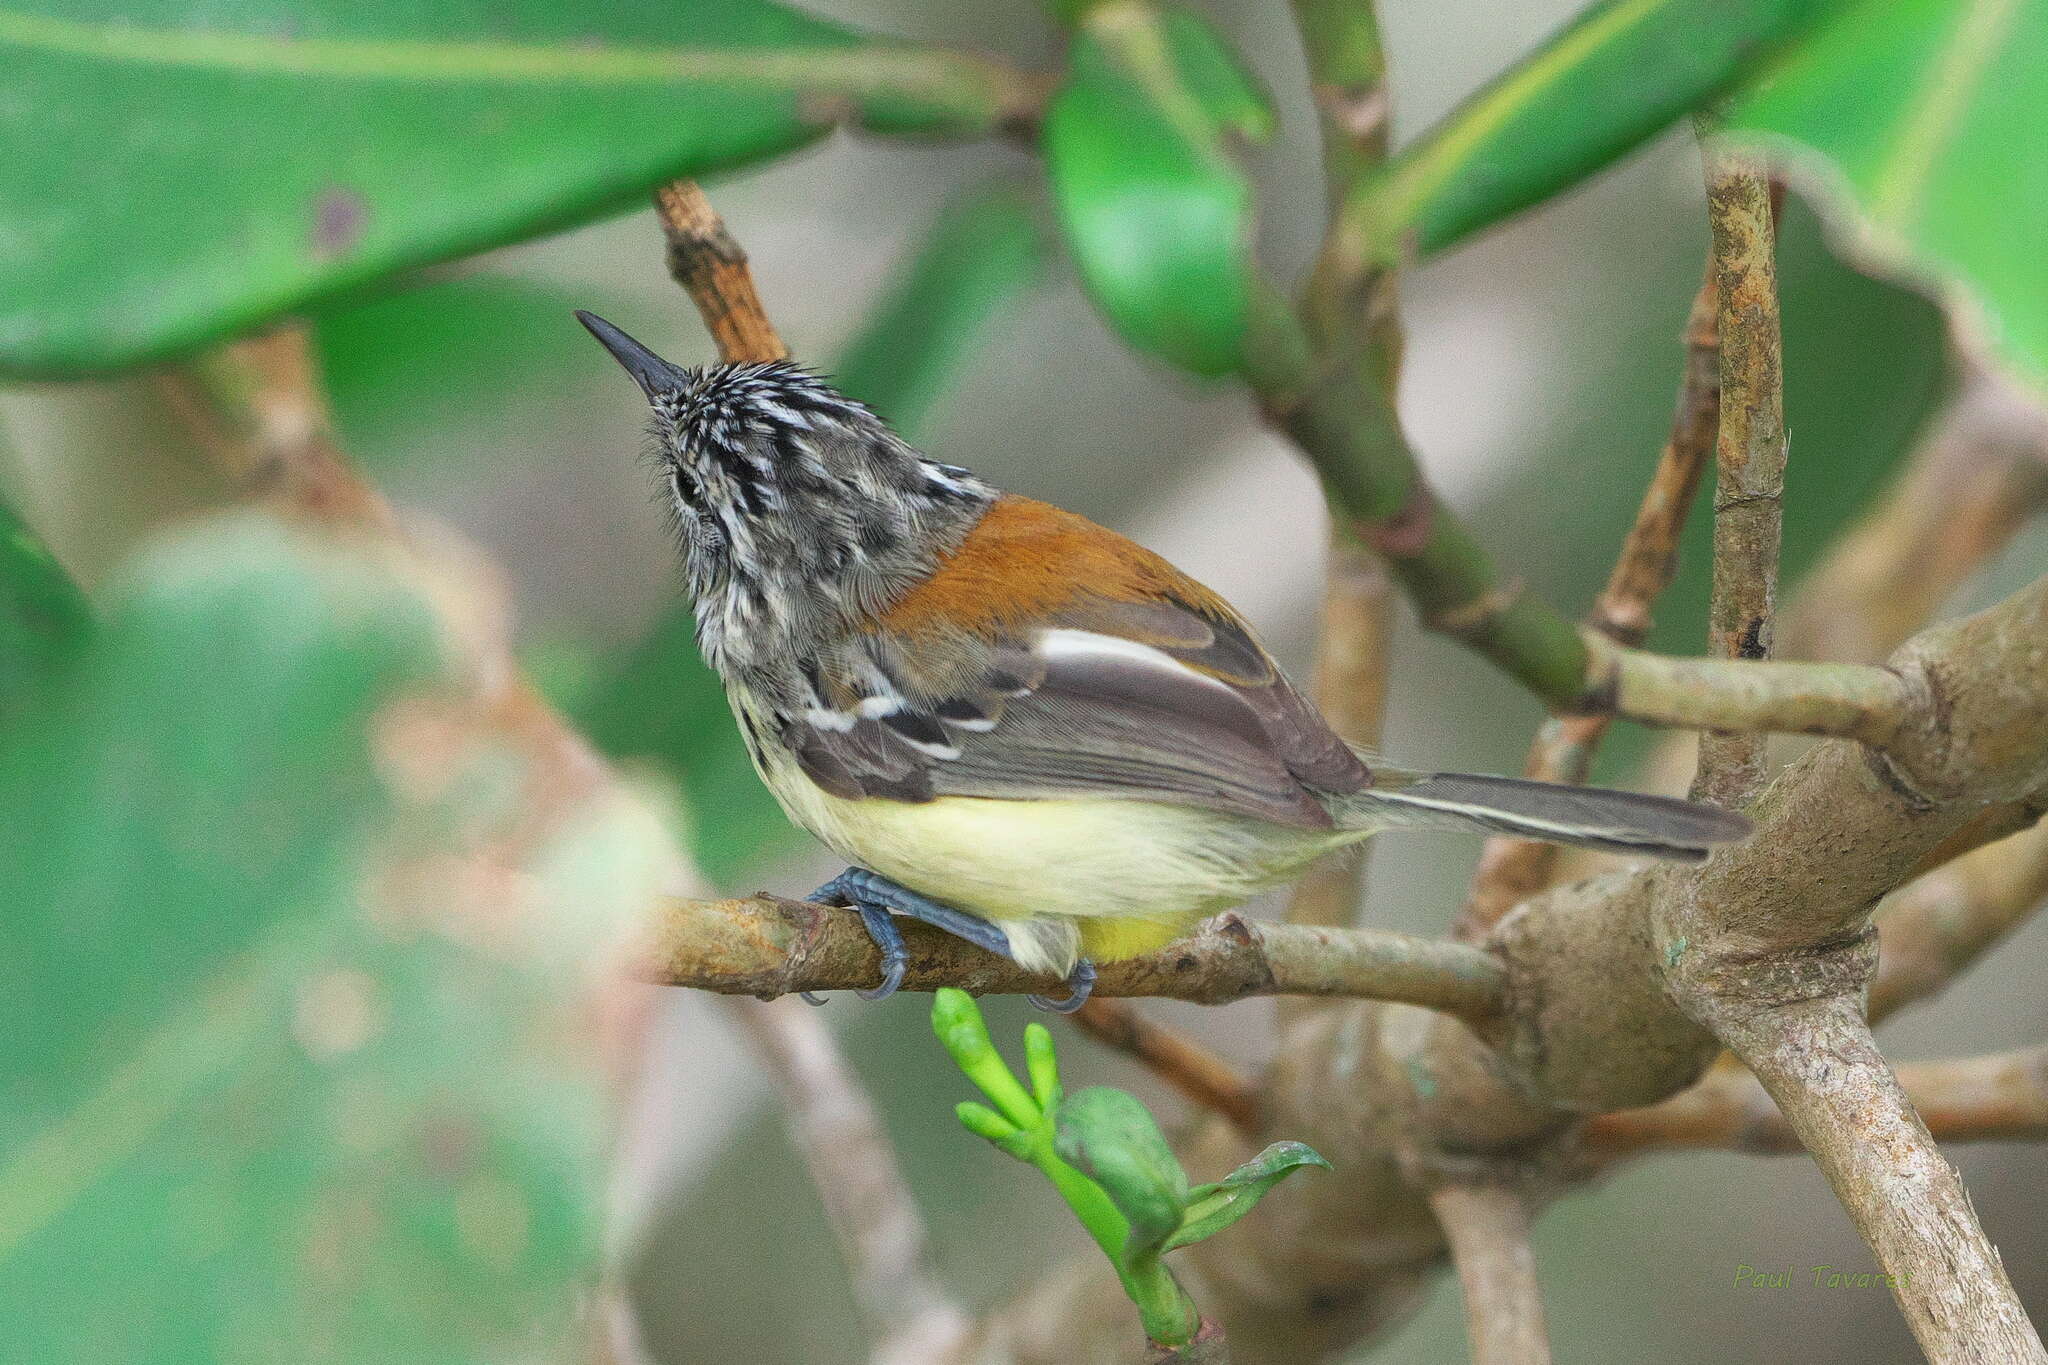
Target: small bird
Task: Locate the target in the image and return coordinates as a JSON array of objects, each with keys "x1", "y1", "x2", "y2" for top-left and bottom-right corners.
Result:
[{"x1": 577, "y1": 311, "x2": 1750, "y2": 1012}]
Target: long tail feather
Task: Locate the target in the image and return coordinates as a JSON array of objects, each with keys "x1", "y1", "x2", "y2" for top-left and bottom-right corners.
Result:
[{"x1": 1343, "y1": 771, "x2": 1752, "y2": 862}]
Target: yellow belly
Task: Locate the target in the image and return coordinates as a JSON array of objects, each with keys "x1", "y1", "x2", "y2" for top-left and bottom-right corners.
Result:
[{"x1": 755, "y1": 744, "x2": 1351, "y2": 972}]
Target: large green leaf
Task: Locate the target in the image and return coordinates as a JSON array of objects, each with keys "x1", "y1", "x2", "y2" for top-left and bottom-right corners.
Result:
[
  {"x1": 0, "y1": 495, "x2": 89, "y2": 717},
  {"x1": 0, "y1": 1, "x2": 1024, "y2": 379},
  {"x1": 1044, "y1": 4, "x2": 1274, "y2": 376},
  {"x1": 0, "y1": 516, "x2": 652, "y2": 1361},
  {"x1": 1350, "y1": 0, "x2": 1840, "y2": 261},
  {"x1": 1729, "y1": 0, "x2": 2048, "y2": 392}
]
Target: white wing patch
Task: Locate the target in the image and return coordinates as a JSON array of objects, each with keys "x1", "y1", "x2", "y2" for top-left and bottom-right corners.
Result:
[{"x1": 1033, "y1": 628, "x2": 1241, "y2": 696}]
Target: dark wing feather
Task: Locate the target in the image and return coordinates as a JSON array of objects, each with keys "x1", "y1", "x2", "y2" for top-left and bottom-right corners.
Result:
[{"x1": 782, "y1": 593, "x2": 1369, "y2": 828}]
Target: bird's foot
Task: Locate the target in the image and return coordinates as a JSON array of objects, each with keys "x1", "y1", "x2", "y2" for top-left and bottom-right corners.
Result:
[
  {"x1": 1027, "y1": 957, "x2": 1097, "y2": 1014},
  {"x1": 799, "y1": 867, "x2": 1013, "y2": 1005}
]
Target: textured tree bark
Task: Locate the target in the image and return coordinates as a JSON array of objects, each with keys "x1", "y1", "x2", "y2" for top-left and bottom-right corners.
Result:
[{"x1": 1429, "y1": 1183, "x2": 1553, "y2": 1365}]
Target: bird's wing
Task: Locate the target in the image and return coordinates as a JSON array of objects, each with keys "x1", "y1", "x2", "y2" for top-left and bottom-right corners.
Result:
[{"x1": 778, "y1": 497, "x2": 1371, "y2": 827}]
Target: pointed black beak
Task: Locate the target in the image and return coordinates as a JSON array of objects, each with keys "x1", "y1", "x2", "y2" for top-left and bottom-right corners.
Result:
[{"x1": 575, "y1": 310, "x2": 689, "y2": 399}]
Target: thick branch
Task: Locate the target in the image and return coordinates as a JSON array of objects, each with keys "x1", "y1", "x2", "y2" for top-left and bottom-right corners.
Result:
[
  {"x1": 725, "y1": 998, "x2": 967, "y2": 1364},
  {"x1": 1715, "y1": 997, "x2": 2044, "y2": 1363},
  {"x1": 1592, "y1": 639, "x2": 1913, "y2": 747},
  {"x1": 632, "y1": 895, "x2": 1507, "y2": 1019},
  {"x1": 1071, "y1": 999, "x2": 1262, "y2": 1136},
  {"x1": 1692, "y1": 148, "x2": 1786, "y2": 807},
  {"x1": 1428, "y1": 1183, "x2": 1553, "y2": 1365},
  {"x1": 1586, "y1": 1046, "x2": 2048, "y2": 1158}
]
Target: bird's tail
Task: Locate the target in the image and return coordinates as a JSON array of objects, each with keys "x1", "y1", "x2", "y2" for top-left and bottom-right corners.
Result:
[{"x1": 1337, "y1": 767, "x2": 1752, "y2": 862}]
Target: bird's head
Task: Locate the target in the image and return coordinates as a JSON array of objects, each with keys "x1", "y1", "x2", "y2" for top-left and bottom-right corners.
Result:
[{"x1": 575, "y1": 310, "x2": 994, "y2": 664}]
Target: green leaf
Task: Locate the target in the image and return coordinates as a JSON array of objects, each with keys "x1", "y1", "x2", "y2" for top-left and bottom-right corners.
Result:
[
  {"x1": 1045, "y1": 3, "x2": 1273, "y2": 376},
  {"x1": 1728, "y1": 0, "x2": 2048, "y2": 392},
  {"x1": 0, "y1": 1, "x2": 1022, "y2": 379},
  {"x1": 0, "y1": 495, "x2": 89, "y2": 717},
  {"x1": 1052, "y1": 1086, "x2": 1188, "y2": 1254},
  {"x1": 832, "y1": 180, "x2": 1053, "y2": 436},
  {"x1": 1355, "y1": 0, "x2": 1842, "y2": 261},
  {"x1": 1163, "y1": 1140, "x2": 1331, "y2": 1252},
  {"x1": 0, "y1": 516, "x2": 650, "y2": 1360},
  {"x1": 932, "y1": 988, "x2": 1041, "y2": 1129}
]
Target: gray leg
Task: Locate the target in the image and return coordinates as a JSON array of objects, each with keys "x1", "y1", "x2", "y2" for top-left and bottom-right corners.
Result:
[{"x1": 800, "y1": 867, "x2": 1094, "y2": 1007}]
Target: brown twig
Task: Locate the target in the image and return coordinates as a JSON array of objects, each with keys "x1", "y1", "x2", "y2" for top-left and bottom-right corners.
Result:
[
  {"x1": 1070, "y1": 999, "x2": 1263, "y2": 1135},
  {"x1": 1691, "y1": 148, "x2": 1786, "y2": 808},
  {"x1": 1427, "y1": 1183, "x2": 1553, "y2": 1365},
  {"x1": 631, "y1": 896, "x2": 1508, "y2": 1019},
  {"x1": 1586, "y1": 1045, "x2": 2048, "y2": 1158},
  {"x1": 653, "y1": 181, "x2": 791, "y2": 366},
  {"x1": 1460, "y1": 272, "x2": 1719, "y2": 933},
  {"x1": 724, "y1": 997, "x2": 968, "y2": 1364}
]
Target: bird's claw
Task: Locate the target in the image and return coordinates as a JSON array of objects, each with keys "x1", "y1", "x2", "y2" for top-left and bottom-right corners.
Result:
[{"x1": 1029, "y1": 958, "x2": 1097, "y2": 1014}]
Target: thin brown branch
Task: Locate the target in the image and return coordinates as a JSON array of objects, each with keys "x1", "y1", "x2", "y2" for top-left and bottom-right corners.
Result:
[
  {"x1": 724, "y1": 997, "x2": 968, "y2": 1364},
  {"x1": 1692, "y1": 147, "x2": 1786, "y2": 808},
  {"x1": 1871, "y1": 816, "x2": 2048, "y2": 1023},
  {"x1": 1712, "y1": 997, "x2": 2044, "y2": 1362},
  {"x1": 1461, "y1": 274, "x2": 1719, "y2": 933},
  {"x1": 632, "y1": 895, "x2": 1508, "y2": 1019},
  {"x1": 1285, "y1": 535, "x2": 1393, "y2": 931},
  {"x1": 1427, "y1": 1183, "x2": 1553, "y2": 1365},
  {"x1": 1586, "y1": 1045, "x2": 2048, "y2": 1158},
  {"x1": 653, "y1": 181, "x2": 791, "y2": 366},
  {"x1": 1070, "y1": 998, "x2": 1263, "y2": 1136},
  {"x1": 1590, "y1": 275, "x2": 1723, "y2": 647}
]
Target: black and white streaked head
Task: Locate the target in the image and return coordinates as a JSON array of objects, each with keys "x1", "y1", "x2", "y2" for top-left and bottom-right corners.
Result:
[{"x1": 576, "y1": 311, "x2": 995, "y2": 684}]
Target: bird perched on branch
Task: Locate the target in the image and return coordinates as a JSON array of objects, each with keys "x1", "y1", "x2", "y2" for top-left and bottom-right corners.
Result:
[{"x1": 578, "y1": 311, "x2": 1750, "y2": 1012}]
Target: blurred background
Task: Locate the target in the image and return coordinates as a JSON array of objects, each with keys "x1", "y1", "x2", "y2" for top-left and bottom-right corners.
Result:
[{"x1": 3, "y1": 0, "x2": 2042, "y2": 1361}]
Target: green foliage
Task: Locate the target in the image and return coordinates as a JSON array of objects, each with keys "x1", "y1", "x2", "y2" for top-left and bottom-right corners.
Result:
[
  {"x1": 0, "y1": 495, "x2": 89, "y2": 718},
  {"x1": 932, "y1": 989, "x2": 1327, "y2": 1347},
  {"x1": 1730, "y1": 0, "x2": 2048, "y2": 390},
  {"x1": 1045, "y1": 4, "x2": 1274, "y2": 376},
  {"x1": 1355, "y1": 0, "x2": 1841, "y2": 261},
  {"x1": 832, "y1": 180, "x2": 1052, "y2": 436},
  {"x1": 0, "y1": 518, "x2": 637, "y2": 1361},
  {"x1": 0, "y1": 0, "x2": 1016, "y2": 378}
]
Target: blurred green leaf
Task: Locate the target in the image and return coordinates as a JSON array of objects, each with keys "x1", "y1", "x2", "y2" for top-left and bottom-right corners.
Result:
[
  {"x1": 1044, "y1": 4, "x2": 1273, "y2": 376},
  {"x1": 314, "y1": 274, "x2": 599, "y2": 476},
  {"x1": 833, "y1": 181, "x2": 1052, "y2": 435},
  {"x1": 0, "y1": 1, "x2": 1023, "y2": 378},
  {"x1": 1164, "y1": 1140, "x2": 1329, "y2": 1252},
  {"x1": 1357, "y1": 0, "x2": 1840, "y2": 261},
  {"x1": 1729, "y1": 0, "x2": 2048, "y2": 392},
  {"x1": 0, "y1": 496, "x2": 89, "y2": 717},
  {"x1": 0, "y1": 516, "x2": 634, "y2": 1361},
  {"x1": 1052, "y1": 1086, "x2": 1188, "y2": 1253}
]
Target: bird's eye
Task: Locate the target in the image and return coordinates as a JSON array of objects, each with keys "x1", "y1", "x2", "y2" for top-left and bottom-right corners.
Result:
[{"x1": 669, "y1": 466, "x2": 701, "y2": 505}]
